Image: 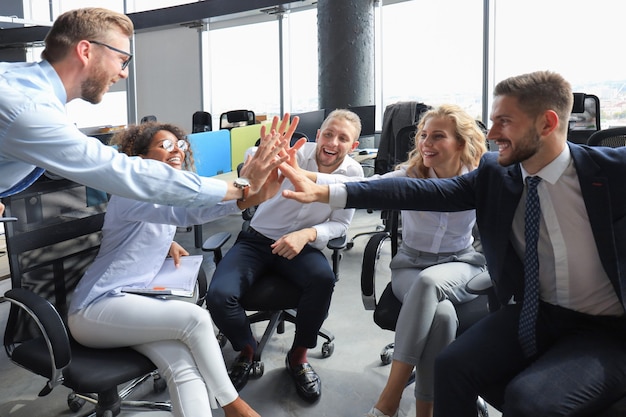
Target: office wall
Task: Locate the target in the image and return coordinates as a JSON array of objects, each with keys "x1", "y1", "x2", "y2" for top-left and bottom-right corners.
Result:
[{"x1": 135, "y1": 26, "x2": 202, "y2": 131}]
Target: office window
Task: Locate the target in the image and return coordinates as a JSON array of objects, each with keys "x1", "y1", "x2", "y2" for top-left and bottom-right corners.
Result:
[
  {"x1": 285, "y1": 8, "x2": 318, "y2": 113},
  {"x1": 492, "y1": 0, "x2": 626, "y2": 127},
  {"x1": 380, "y1": 0, "x2": 484, "y2": 120},
  {"x1": 207, "y1": 19, "x2": 280, "y2": 124}
]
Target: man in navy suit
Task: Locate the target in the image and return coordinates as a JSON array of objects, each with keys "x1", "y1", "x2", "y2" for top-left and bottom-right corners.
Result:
[{"x1": 282, "y1": 71, "x2": 626, "y2": 416}]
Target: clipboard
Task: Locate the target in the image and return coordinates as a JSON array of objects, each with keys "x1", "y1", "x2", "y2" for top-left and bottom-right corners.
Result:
[{"x1": 122, "y1": 255, "x2": 203, "y2": 297}]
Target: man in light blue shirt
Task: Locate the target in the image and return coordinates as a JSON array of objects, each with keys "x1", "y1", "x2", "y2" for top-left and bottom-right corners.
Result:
[{"x1": 0, "y1": 7, "x2": 288, "y2": 205}]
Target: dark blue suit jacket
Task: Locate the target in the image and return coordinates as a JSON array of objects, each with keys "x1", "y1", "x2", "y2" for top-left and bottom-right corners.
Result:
[{"x1": 345, "y1": 143, "x2": 626, "y2": 308}]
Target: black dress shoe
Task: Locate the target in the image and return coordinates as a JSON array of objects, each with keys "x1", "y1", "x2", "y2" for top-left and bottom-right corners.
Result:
[
  {"x1": 228, "y1": 354, "x2": 253, "y2": 391},
  {"x1": 285, "y1": 356, "x2": 321, "y2": 402}
]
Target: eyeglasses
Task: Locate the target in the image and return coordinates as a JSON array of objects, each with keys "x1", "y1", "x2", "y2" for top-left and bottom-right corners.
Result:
[
  {"x1": 88, "y1": 40, "x2": 133, "y2": 70},
  {"x1": 157, "y1": 139, "x2": 189, "y2": 152}
]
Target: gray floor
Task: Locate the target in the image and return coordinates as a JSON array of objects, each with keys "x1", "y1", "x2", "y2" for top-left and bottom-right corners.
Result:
[{"x1": 0, "y1": 209, "x2": 500, "y2": 417}]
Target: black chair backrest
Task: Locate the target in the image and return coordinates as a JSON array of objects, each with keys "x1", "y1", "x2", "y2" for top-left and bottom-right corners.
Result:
[
  {"x1": 587, "y1": 127, "x2": 626, "y2": 148},
  {"x1": 376, "y1": 101, "x2": 430, "y2": 174},
  {"x1": 219, "y1": 110, "x2": 256, "y2": 130},
  {"x1": 568, "y1": 93, "x2": 601, "y2": 144},
  {"x1": 192, "y1": 111, "x2": 212, "y2": 133},
  {"x1": 2, "y1": 178, "x2": 107, "y2": 345}
]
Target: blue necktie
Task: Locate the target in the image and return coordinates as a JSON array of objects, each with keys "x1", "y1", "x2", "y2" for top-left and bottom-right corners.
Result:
[
  {"x1": 0, "y1": 167, "x2": 45, "y2": 198},
  {"x1": 518, "y1": 175, "x2": 542, "y2": 357}
]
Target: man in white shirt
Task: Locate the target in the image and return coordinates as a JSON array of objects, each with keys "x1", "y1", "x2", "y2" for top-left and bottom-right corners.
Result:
[{"x1": 207, "y1": 109, "x2": 364, "y2": 402}]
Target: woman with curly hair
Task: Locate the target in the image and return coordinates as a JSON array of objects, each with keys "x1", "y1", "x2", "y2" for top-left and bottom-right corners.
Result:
[
  {"x1": 68, "y1": 122, "x2": 267, "y2": 417},
  {"x1": 365, "y1": 104, "x2": 488, "y2": 417}
]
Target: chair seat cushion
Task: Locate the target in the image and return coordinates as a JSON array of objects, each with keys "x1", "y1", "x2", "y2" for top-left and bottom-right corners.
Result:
[
  {"x1": 240, "y1": 274, "x2": 302, "y2": 311},
  {"x1": 12, "y1": 337, "x2": 156, "y2": 393}
]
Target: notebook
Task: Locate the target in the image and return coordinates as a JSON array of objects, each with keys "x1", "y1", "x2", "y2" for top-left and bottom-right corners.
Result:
[{"x1": 122, "y1": 255, "x2": 203, "y2": 297}]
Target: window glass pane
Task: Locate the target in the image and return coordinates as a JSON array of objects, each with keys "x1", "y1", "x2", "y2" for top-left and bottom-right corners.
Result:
[
  {"x1": 207, "y1": 20, "x2": 280, "y2": 125},
  {"x1": 286, "y1": 8, "x2": 318, "y2": 113},
  {"x1": 55, "y1": 0, "x2": 124, "y2": 13},
  {"x1": 126, "y1": 0, "x2": 197, "y2": 13},
  {"x1": 66, "y1": 92, "x2": 128, "y2": 129},
  {"x1": 493, "y1": 0, "x2": 626, "y2": 127},
  {"x1": 381, "y1": 0, "x2": 484, "y2": 120}
]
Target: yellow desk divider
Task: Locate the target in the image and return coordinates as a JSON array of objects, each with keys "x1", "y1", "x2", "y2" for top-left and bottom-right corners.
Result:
[{"x1": 229, "y1": 121, "x2": 272, "y2": 172}]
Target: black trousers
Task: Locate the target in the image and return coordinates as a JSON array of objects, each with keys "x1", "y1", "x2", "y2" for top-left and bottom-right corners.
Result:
[{"x1": 434, "y1": 302, "x2": 626, "y2": 417}]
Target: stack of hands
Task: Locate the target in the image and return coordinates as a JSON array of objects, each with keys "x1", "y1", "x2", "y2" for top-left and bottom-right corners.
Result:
[{"x1": 238, "y1": 113, "x2": 328, "y2": 208}]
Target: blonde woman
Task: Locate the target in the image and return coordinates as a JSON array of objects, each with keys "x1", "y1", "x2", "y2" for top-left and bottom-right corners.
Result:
[{"x1": 365, "y1": 104, "x2": 487, "y2": 417}]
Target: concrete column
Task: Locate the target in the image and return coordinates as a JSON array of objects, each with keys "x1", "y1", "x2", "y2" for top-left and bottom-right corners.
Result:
[{"x1": 318, "y1": 0, "x2": 375, "y2": 110}]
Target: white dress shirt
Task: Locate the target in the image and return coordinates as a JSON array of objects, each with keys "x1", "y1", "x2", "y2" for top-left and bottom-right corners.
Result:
[
  {"x1": 513, "y1": 146, "x2": 623, "y2": 316},
  {"x1": 249, "y1": 142, "x2": 364, "y2": 249}
]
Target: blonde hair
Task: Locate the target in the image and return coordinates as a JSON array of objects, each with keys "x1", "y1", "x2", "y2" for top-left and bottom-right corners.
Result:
[
  {"x1": 42, "y1": 8, "x2": 134, "y2": 63},
  {"x1": 322, "y1": 109, "x2": 362, "y2": 141},
  {"x1": 403, "y1": 104, "x2": 487, "y2": 179}
]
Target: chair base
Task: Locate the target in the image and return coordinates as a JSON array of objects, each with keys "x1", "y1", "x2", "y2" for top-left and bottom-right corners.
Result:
[{"x1": 247, "y1": 308, "x2": 335, "y2": 378}]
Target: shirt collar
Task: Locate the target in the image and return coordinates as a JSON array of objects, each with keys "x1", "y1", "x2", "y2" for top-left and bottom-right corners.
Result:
[
  {"x1": 520, "y1": 145, "x2": 571, "y2": 185},
  {"x1": 39, "y1": 60, "x2": 67, "y2": 104}
]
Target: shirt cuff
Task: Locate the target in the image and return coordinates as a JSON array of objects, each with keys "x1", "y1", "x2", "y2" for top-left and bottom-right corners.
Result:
[{"x1": 328, "y1": 183, "x2": 347, "y2": 209}]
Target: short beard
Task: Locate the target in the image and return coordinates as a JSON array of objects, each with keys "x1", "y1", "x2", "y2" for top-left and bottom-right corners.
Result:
[
  {"x1": 80, "y1": 66, "x2": 108, "y2": 104},
  {"x1": 498, "y1": 127, "x2": 541, "y2": 167}
]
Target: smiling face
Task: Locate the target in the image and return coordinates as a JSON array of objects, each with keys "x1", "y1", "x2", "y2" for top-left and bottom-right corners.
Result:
[
  {"x1": 81, "y1": 32, "x2": 131, "y2": 104},
  {"x1": 141, "y1": 130, "x2": 187, "y2": 170},
  {"x1": 487, "y1": 95, "x2": 542, "y2": 167},
  {"x1": 417, "y1": 116, "x2": 464, "y2": 178},
  {"x1": 314, "y1": 117, "x2": 360, "y2": 174}
]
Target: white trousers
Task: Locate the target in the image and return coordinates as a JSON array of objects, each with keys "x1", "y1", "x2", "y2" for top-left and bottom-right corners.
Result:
[{"x1": 68, "y1": 294, "x2": 237, "y2": 417}]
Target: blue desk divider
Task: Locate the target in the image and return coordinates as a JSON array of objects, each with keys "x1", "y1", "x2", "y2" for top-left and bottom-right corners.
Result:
[{"x1": 188, "y1": 130, "x2": 232, "y2": 176}]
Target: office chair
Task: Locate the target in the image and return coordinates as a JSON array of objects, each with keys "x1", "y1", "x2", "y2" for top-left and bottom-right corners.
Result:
[
  {"x1": 567, "y1": 92, "x2": 601, "y2": 144},
  {"x1": 360, "y1": 210, "x2": 493, "y2": 416},
  {"x1": 0, "y1": 178, "x2": 206, "y2": 417},
  {"x1": 219, "y1": 109, "x2": 256, "y2": 130},
  {"x1": 140, "y1": 115, "x2": 157, "y2": 124},
  {"x1": 587, "y1": 126, "x2": 626, "y2": 147},
  {"x1": 192, "y1": 110, "x2": 212, "y2": 133},
  {"x1": 202, "y1": 223, "x2": 344, "y2": 379}
]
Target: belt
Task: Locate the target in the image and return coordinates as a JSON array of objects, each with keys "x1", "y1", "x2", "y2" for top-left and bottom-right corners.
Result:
[{"x1": 246, "y1": 225, "x2": 273, "y2": 241}]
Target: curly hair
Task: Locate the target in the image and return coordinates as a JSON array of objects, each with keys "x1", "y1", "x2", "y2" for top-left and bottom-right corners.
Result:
[
  {"x1": 110, "y1": 122, "x2": 195, "y2": 171},
  {"x1": 402, "y1": 104, "x2": 487, "y2": 179}
]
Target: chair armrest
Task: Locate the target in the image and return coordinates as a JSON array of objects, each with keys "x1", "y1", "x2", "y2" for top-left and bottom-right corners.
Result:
[
  {"x1": 466, "y1": 270, "x2": 493, "y2": 295},
  {"x1": 327, "y1": 235, "x2": 347, "y2": 251},
  {"x1": 360, "y1": 232, "x2": 391, "y2": 311},
  {"x1": 1, "y1": 288, "x2": 70, "y2": 395},
  {"x1": 201, "y1": 231, "x2": 232, "y2": 264},
  {"x1": 0, "y1": 217, "x2": 18, "y2": 223},
  {"x1": 201, "y1": 231, "x2": 231, "y2": 251}
]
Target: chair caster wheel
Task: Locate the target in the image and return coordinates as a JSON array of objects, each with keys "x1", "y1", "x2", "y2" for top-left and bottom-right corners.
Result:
[
  {"x1": 153, "y1": 375, "x2": 167, "y2": 393},
  {"x1": 346, "y1": 242, "x2": 354, "y2": 250},
  {"x1": 380, "y1": 343, "x2": 394, "y2": 365},
  {"x1": 321, "y1": 341, "x2": 334, "y2": 357},
  {"x1": 101, "y1": 411, "x2": 114, "y2": 417},
  {"x1": 67, "y1": 393, "x2": 85, "y2": 412},
  {"x1": 251, "y1": 361, "x2": 264, "y2": 377}
]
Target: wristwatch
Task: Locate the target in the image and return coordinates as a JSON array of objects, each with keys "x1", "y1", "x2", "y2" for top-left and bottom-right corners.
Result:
[{"x1": 233, "y1": 177, "x2": 250, "y2": 202}]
